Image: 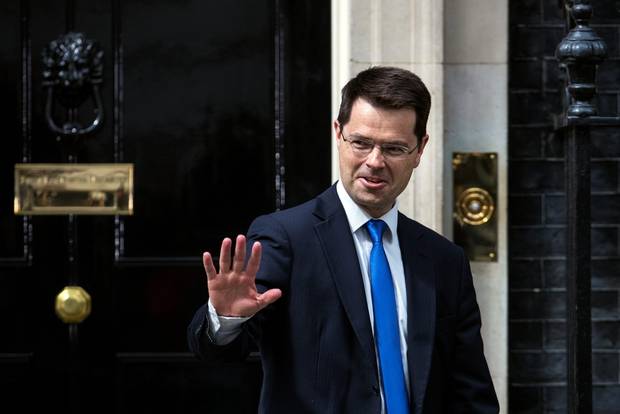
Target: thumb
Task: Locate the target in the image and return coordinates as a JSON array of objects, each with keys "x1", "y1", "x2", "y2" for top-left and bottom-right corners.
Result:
[{"x1": 256, "y1": 288, "x2": 282, "y2": 310}]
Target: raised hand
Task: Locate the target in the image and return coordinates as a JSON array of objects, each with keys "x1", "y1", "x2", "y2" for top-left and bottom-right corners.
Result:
[{"x1": 203, "y1": 234, "x2": 282, "y2": 317}]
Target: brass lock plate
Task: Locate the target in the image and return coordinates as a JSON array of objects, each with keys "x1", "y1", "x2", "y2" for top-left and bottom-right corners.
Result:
[
  {"x1": 453, "y1": 153, "x2": 497, "y2": 262},
  {"x1": 14, "y1": 163, "x2": 133, "y2": 215}
]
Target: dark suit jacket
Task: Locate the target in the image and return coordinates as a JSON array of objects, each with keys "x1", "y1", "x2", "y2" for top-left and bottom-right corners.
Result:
[{"x1": 188, "y1": 185, "x2": 499, "y2": 413}]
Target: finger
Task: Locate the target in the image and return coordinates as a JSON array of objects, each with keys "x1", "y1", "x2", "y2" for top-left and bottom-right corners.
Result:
[
  {"x1": 202, "y1": 252, "x2": 217, "y2": 280},
  {"x1": 246, "y1": 241, "x2": 262, "y2": 276},
  {"x1": 219, "y1": 237, "x2": 232, "y2": 273},
  {"x1": 232, "y1": 234, "x2": 246, "y2": 273},
  {"x1": 256, "y1": 288, "x2": 282, "y2": 310}
]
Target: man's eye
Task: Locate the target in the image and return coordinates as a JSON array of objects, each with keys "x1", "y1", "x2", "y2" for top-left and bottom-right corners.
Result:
[
  {"x1": 383, "y1": 145, "x2": 409, "y2": 156},
  {"x1": 351, "y1": 140, "x2": 373, "y2": 149}
]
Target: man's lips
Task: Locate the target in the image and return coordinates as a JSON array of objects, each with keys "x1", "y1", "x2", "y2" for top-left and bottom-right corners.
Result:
[{"x1": 358, "y1": 176, "x2": 388, "y2": 189}]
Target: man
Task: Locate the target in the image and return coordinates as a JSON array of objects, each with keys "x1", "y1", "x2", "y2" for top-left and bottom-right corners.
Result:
[{"x1": 188, "y1": 66, "x2": 499, "y2": 413}]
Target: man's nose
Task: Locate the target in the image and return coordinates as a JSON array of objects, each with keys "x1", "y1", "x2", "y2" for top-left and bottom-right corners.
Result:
[{"x1": 365, "y1": 145, "x2": 386, "y2": 168}]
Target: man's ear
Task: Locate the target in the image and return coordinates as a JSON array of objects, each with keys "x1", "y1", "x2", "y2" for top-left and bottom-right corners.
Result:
[
  {"x1": 414, "y1": 134, "x2": 430, "y2": 166},
  {"x1": 334, "y1": 120, "x2": 342, "y2": 146}
]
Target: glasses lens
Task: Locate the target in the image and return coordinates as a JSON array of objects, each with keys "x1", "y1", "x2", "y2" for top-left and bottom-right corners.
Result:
[
  {"x1": 383, "y1": 145, "x2": 410, "y2": 157},
  {"x1": 344, "y1": 134, "x2": 415, "y2": 158},
  {"x1": 349, "y1": 138, "x2": 373, "y2": 154}
]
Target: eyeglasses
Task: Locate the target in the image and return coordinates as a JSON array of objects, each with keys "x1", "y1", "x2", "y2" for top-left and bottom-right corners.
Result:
[{"x1": 340, "y1": 132, "x2": 419, "y2": 159}]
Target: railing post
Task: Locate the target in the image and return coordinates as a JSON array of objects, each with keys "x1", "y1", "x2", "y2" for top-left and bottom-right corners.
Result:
[{"x1": 555, "y1": 1, "x2": 607, "y2": 412}]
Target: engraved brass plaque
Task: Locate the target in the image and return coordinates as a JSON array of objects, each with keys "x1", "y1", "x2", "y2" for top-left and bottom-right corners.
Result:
[
  {"x1": 453, "y1": 153, "x2": 497, "y2": 262},
  {"x1": 14, "y1": 164, "x2": 133, "y2": 215}
]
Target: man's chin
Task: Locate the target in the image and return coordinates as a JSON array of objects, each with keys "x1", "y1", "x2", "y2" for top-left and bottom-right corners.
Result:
[{"x1": 351, "y1": 193, "x2": 390, "y2": 215}]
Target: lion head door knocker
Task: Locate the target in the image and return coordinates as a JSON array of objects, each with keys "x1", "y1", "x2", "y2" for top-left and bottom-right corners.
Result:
[{"x1": 42, "y1": 32, "x2": 104, "y2": 136}]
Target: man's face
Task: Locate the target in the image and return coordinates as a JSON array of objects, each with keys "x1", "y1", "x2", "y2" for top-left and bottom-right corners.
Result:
[{"x1": 335, "y1": 98, "x2": 428, "y2": 218}]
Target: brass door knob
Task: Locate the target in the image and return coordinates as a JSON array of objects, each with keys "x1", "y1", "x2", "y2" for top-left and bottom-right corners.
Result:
[{"x1": 55, "y1": 286, "x2": 92, "y2": 324}]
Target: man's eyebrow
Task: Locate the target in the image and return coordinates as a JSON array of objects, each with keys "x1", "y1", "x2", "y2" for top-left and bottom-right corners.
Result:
[{"x1": 348, "y1": 133, "x2": 371, "y2": 140}]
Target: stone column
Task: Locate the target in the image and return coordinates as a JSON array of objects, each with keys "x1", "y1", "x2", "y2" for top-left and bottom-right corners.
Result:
[
  {"x1": 443, "y1": 1, "x2": 508, "y2": 410},
  {"x1": 331, "y1": 0, "x2": 444, "y2": 232}
]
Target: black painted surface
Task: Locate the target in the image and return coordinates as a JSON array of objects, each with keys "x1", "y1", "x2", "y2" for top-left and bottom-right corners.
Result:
[
  {"x1": 0, "y1": 0, "x2": 330, "y2": 412},
  {"x1": 0, "y1": 1, "x2": 25, "y2": 260},
  {"x1": 120, "y1": 0, "x2": 276, "y2": 258},
  {"x1": 509, "y1": 0, "x2": 620, "y2": 413},
  {"x1": 564, "y1": 125, "x2": 593, "y2": 414}
]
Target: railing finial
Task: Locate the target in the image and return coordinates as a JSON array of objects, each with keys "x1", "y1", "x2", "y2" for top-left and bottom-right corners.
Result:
[{"x1": 555, "y1": 0, "x2": 607, "y2": 117}]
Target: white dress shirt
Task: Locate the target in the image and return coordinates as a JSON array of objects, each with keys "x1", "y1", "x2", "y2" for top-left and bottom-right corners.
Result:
[
  {"x1": 207, "y1": 181, "x2": 410, "y2": 407},
  {"x1": 335, "y1": 181, "x2": 410, "y2": 400}
]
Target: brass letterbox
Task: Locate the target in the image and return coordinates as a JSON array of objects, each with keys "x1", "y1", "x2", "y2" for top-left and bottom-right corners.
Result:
[{"x1": 14, "y1": 163, "x2": 133, "y2": 215}]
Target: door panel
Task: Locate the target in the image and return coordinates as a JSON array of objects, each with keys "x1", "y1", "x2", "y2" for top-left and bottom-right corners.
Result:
[
  {"x1": 121, "y1": 0, "x2": 276, "y2": 259},
  {"x1": 0, "y1": 0, "x2": 331, "y2": 412},
  {"x1": 115, "y1": 355, "x2": 261, "y2": 413},
  {"x1": 0, "y1": 0, "x2": 26, "y2": 261}
]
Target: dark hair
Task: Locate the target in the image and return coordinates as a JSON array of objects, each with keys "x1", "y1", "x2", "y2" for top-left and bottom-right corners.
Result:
[{"x1": 337, "y1": 66, "x2": 432, "y2": 139}]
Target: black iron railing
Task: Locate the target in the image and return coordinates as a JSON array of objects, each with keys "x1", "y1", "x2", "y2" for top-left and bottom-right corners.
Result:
[{"x1": 554, "y1": 1, "x2": 620, "y2": 412}]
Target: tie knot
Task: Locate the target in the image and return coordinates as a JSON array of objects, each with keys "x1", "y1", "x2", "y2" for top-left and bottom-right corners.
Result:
[{"x1": 365, "y1": 219, "x2": 387, "y2": 244}]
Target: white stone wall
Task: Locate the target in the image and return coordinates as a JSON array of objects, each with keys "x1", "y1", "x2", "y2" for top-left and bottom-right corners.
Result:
[
  {"x1": 332, "y1": 0, "x2": 508, "y2": 411},
  {"x1": 443, "y1": 1, "x2": 508, "y2": 410},
  {"x1": 331, "y1": 0, "x2": 444, "y2": 232}
]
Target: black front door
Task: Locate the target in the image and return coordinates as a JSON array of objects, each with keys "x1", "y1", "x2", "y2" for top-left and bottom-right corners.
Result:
[{"x1": 0, "y1": 1, "x2": 331, "y2": 412}]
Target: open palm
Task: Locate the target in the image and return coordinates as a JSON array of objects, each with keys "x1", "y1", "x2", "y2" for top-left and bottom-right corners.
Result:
[{"x1": 204, "y1": 235, "x2": 282, "y2": 317}]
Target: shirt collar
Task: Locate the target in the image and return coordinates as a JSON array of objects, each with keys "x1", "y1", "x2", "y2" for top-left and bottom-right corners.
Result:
[{"x1": 336, "y1": 180, "x2": 399, "y2": 238}]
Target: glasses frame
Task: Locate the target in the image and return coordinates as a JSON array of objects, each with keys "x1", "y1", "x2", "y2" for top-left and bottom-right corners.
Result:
[{"x1": 339, "y1": 130, "x2": 420, "y2": 159}]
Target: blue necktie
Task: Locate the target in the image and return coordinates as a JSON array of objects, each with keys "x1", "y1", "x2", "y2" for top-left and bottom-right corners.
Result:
[{"x1": 366, "y1": 219, "x2": 408, "y2": 414}]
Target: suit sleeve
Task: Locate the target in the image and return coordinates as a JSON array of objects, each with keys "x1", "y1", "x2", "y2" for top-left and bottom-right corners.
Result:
[
  {"x1": 188, "y1": 300, "x2": 255, "y2": 361},
  {"x1": 187, "y1": 213, "x2": 292, "y2": 360},
  {"x1": 243, "y1": 213, "x2": 292, "y2": 344},
  {"x1": 448, "y1": 248, "x2": 500, "y2": 413}
]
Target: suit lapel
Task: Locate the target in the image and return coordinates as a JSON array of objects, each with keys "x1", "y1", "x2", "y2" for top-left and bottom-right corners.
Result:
[
  {"x1": 311, "y1": 187, "x2": 437, "y2": 404},
  {"x1": 398, "y1": 215, "x2": 436, "y2": 413},
  {"x1": 313, "y1": 186, "x2": 376, "y2": 367}
]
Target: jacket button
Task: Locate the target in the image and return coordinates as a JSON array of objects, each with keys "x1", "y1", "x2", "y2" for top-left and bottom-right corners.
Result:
[{"x1": 372, "y1": 385, "x2": 380, "y2": 395}]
